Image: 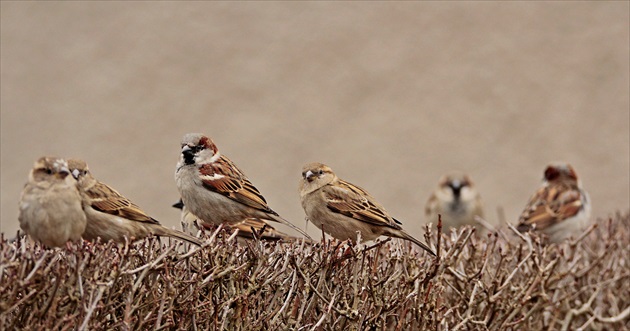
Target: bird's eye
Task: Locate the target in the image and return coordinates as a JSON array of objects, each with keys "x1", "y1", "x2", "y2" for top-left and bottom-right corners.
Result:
[
  {"x1": 46, "y1": 168, "x2": 53, "y2": 175},
  {"x1": 318, "y1": 170, "x2": 323, "y2": 175}
]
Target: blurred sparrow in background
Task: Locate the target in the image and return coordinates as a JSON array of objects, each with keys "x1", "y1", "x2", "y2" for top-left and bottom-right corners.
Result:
[
  {"x1": 173, "y1": 199, "x2": 311, "y2": 243},
  {"x1": 69, "y1": 159, "x2": 202, "y2": 246},
  {"x1": 299, "y1": 162, "x2": 435, "y2": 256},
  {"x1": 174, "y1": 133, "x2": 310, "y2": 239},
  {"x1": 425, "y1": 172, "x2": 484, "y2": 230},
  {"x1": 516, "y1": 163, "x2": 591, "y2": 243},
  {"x1": 18, "y1": 157, "x2": 86, "y2": 248}
]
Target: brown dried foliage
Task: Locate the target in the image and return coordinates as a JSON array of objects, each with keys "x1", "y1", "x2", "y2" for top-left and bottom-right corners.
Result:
[{"x1": 1, "y1": 212, "x2": 628, "y2": 330}]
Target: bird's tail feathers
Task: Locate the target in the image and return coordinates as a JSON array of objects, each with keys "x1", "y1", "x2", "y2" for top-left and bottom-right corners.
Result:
[
  {"x1": 391, "y1": 229, "x2": 436, "y2": 257},
  {"x1": 268, "y1": 214, "x2": 313, "y2": 241},
  {"x1": 153, "y1": 226, "x2": 204, "y2": 246}
]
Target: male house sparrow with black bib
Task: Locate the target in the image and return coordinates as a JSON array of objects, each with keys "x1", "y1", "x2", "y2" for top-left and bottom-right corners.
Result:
[
  {"x1": 425, "y1": 172, "x2": 484, "y2": 230},
  {"x1": 174, "y1": 133, "x2": 310, "y2": 239}
]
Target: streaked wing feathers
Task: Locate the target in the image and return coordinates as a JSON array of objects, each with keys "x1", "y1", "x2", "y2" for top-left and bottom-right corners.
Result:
[
  {"x1": 199, "y1": 156, "x2": 275, "y2": 214},
  {"x1": 86, "y1": 182, "x2": 158, "y2": 224},
  {"x1": 518, "y1": 183, "x2": 584, "y2": 231},
  {"x1": 324, "y1": 179, "x2": 399, "y2": 228}
]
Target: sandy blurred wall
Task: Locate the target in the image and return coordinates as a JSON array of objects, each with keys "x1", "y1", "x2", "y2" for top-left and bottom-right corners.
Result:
[{"x1": 1, "y1": 2, "x2": 628, "y2": 239}]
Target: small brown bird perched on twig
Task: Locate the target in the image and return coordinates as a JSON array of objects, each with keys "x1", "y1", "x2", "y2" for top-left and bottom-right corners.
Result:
[
  {"x1": 425, "y1": 171, "x2": 484, "y2": 230},
  {"x1": 516, "y1": 163, "x2": 591, "y2": 243},
  {"x1": 299, "y1": 162, "x2": 435, "y2": 256},
  {"x1": 69, "y1": 158, "x2": 202, "y2": 246},
  {"x1": 19, "y1": 157, "x2": 87, "y2": 248},
  {"x1": 174, "y1": 133, "x2": 311, "y2": 240}
]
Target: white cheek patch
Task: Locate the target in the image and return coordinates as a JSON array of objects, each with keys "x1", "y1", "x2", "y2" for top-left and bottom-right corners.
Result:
[
  {"x1": 208, "y1": 151, "x2": 221, "y2": 163},
  {"x1": 437, "y1": 187, "x2": 454, "y2": 201},
  {"x1": 459, "y1": 187, "x2": 476, "y2": 201}
]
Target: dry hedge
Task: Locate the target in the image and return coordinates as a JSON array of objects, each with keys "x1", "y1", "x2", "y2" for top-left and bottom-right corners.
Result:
[{"x1": 1, "y1": 212, "x2": 628, "y2": 330}]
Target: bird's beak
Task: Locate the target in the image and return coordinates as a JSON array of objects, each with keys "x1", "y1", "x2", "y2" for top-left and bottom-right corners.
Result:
[
  {"x1": 304, "y1": 170, "x2": 314, "y2": 182},
  {"x1": 181, "y1": 145, "x2": 195, "y2": 165},
  {"x1": 449, "y1": 180, "x2": 462, "y2": 198},
  {"x1": 71, "y1": 169, "x2": 80, "y2": 179}
]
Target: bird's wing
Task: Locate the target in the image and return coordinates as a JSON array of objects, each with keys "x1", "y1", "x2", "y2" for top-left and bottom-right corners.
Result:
[
  {"x1": 323, "y1": 179, "x2": 400, "y2": 229},
  {"x1": 85, "y1": 181, "x2": 159, "y2": 224},
  {"x1": 517, "y1": 183, "x2": 584, "y2": 231},
  {"x1": 198, "y1": 156, "x2": 277, "y2": 215}
]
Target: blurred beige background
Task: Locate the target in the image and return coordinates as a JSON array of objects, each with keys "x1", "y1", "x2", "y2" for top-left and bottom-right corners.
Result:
[{"x1": 2, "y1": 2, "x2": 628, "y2": 240}]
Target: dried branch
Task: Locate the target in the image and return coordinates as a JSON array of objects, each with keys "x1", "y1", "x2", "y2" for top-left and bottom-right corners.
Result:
[{"x1": 0, "y1": 211, "x2": 627, "y2": 330}]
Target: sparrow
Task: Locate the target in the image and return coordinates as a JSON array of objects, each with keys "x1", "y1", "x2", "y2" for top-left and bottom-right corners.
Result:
[
  {"x1": 516, "y1": 163, "x2": 591, "y2": 243},
  {"x1": 18, "y1": 157, "x2": 87, "y2": 247},
  {"x1": 68, "y1": 159, "x2": 202, "y2": 246},
  {"x1": 299, "y1": 162, "x2": 435, "y2": 256},
  {"x1": 173, "y1": 199, "x2": 310, "y2": 243},
  {"x1": 174, "y1": 133, "x2": 311, "y2": 239},
  {"x1": 425, "y1": 172, "x2": 484, "y2": 230}
]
